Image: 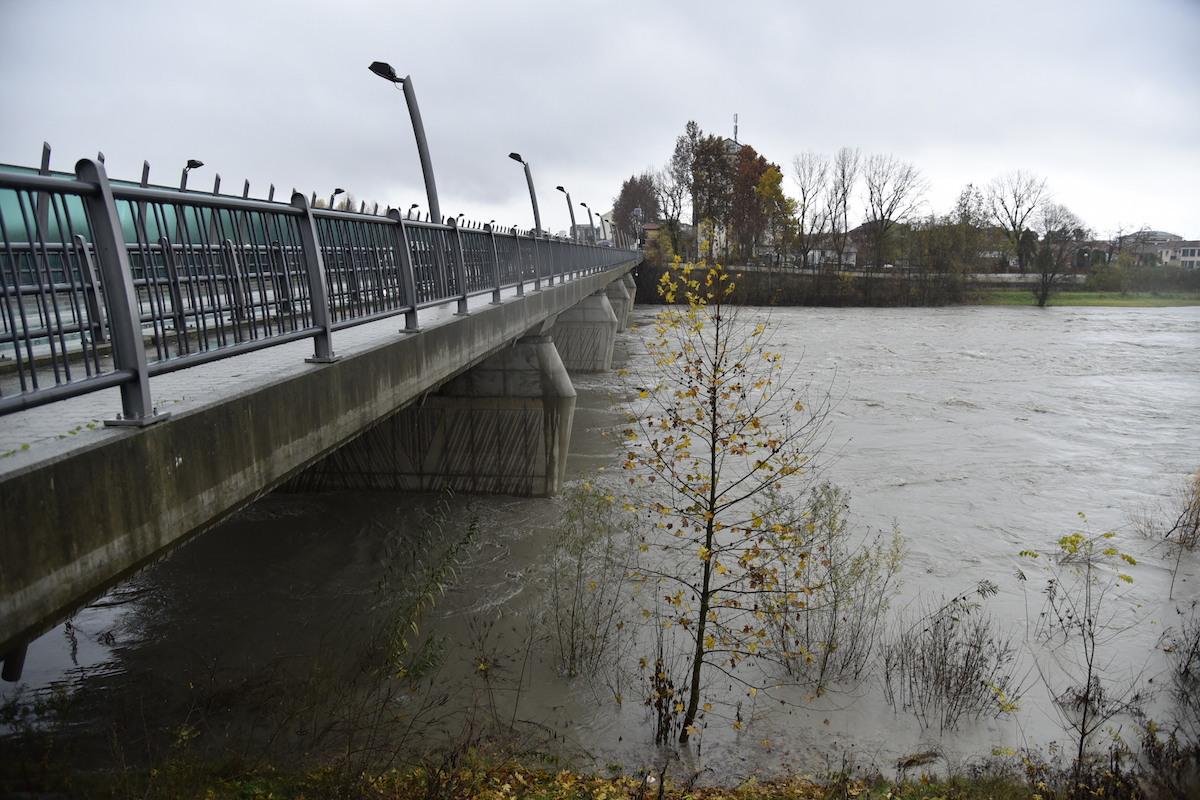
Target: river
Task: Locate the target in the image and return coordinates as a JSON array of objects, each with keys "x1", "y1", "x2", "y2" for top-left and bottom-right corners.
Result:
[{"x1": 3, "y1": 304, "x2": 1198, "y2": 781}]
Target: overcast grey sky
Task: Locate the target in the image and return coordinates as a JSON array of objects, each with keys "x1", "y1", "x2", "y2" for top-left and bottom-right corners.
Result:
[{"x1": 2, "y1": 0, "x2": 1197, "y2": 239}]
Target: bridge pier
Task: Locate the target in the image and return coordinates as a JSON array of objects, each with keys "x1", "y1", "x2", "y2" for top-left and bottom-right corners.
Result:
[
  {"x1": 606, "y1": 278, "x2": 632, "y2": 331},
  {"x1": 550, "y1": 291, "x2": 619, "y2": 372},
  {"x1": 287, "y1": 335, "x2": 576, "y2": 497}
]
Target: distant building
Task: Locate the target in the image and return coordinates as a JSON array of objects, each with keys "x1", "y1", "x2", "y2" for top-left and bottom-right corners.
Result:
[
  {"x1": 571, "y1": 223, "x2": 597, "y2": 244},
  {"x1": 1158, "y1": 240, "x2": 1200, "y2": 269},
  {"x1": 1118, "y1": 230, "x2": 1182, "y2": 249}
]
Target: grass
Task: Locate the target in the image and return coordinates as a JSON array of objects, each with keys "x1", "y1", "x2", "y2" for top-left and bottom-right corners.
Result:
[{"x1": 978, "y1": 289, "x2": 1200, "y2": 307}]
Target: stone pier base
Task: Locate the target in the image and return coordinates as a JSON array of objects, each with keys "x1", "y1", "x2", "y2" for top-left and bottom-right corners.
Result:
[{"x1": 288, "y1": 335, "x2": 575, "y2": 497}]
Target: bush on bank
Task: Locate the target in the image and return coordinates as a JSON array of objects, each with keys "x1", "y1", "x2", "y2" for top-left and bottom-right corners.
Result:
[{"x1": 629, "y1": 263, "x2": 1200, "y2": 308}]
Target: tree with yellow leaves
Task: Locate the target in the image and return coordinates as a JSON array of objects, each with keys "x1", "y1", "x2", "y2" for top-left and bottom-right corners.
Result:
[
  {"x1": 619, "y1": 258, "x2": 833, "y2": 744},
  {"x1": 1019, "y1": 518, "x2": 1146, "y2": 782}
]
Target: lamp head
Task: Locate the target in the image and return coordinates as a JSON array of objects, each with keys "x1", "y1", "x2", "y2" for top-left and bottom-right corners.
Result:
[
  {"x1": 508, "y1": 152, "x2": 524, "y2": 163},
  {"x1": 368, "y1": 61, "x2": 402, "y2": 83},
  {"x1": 556, "y1": 185, "x2": 566, "y2": 193},
  {"x1": 185, "y1": 159, "x2": 203, "y2": 171}
]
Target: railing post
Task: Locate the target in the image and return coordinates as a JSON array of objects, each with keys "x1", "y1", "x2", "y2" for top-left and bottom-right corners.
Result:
[
  {"x1": 532, "y1": 235, "x2": 543, "y2": 292},
  {"x1": 289, "y1": 192, "x2": 339, "y2": 363},
  {"x1": 486, "y1": 224, "x2": 502, "y2": 304},
  {"x1": 75, "y1": 159, "x2": 168, "y2": 427},
  {"x1": 448, "y1": 217, "x2": 469, "y2": 315},
  {"x1": 510, "y1": 232, "x2": 526, "y2": 298},
  {"x1": 386, "y1": 208, "x2": 421, "y2": 332}
]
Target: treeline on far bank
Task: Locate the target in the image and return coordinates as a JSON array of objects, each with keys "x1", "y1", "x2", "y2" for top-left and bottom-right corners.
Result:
[{"x1": 631, "y1": 259, "x2": 1200, "y2": 307}]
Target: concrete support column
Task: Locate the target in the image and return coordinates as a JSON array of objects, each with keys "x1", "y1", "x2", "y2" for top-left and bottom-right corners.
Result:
[
  {"x1": 289, "y1": 336, "x2": 576, "y2": 497},
  {"x1": 606, "y1": 279, "x2": 631, "y2": 331},
  {"x1": 550, "y1": 291, "x2": 618, "y2": 373},
  {"x1": 623, "y1": 273, "x2": 637, "y2": 318}
]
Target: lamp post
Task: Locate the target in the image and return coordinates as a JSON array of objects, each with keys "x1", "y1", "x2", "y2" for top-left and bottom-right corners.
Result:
[
  {"x1": 368, "y1": 61, "x2": 442, "y2": 224},
  {"x1": 179, "y1": 158, "x2": 203, "y2": 191},
  {"x1": 330, "y1": 187, "x2": 344, "y2": 210},
  {"x1": 556, "y1": 186, "x2": 577, "y2": 241},
  {"x1": 579, "y1": 201, "x2": 596, "y2": 244},
  {"x1": 508, "y1": 152, "x2": 542, "y2": 237}
]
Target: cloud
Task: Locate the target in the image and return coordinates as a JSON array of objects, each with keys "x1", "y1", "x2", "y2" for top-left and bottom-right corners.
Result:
[{"x1": 1, "y1": 0, "x2": 1196, "y2": 236}]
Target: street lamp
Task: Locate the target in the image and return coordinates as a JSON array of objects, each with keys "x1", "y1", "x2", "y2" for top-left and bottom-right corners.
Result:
[
  {"x1": 508, "y1": 152, "x2": 543, "y2": 236},
  {"x1": 179, "y1": 158, "x2": 203, "y2": 191},
  {"x1": 330, "y1": 187, "x2": 344, "y2": 210},
  {"x1": 580, "y1": 201, "x2": 596, "y2": 244},
  {"x1": 556, "y1": 186, "x2": 578, "y2": 242},
  {"x1": 408, "y1": 203, "x2": 419, "y2": 220},
  {"x1": 368, "y1": 61, "x2": 442, "y2": 224}
]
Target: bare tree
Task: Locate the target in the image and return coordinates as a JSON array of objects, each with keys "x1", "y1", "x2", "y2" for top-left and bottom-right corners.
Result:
[
  {"x1": 987, "y1": 170, "x2": 1048, "y2": 273},
  {"x1": 827, "y1": 146, "x2": 861, "y2": 272},
  {"x1": 861, "y1": 154, "x2": 928, "y2": 274},
  {"x1": 1032, "y1": 202, "x2": 1089, "y2": 307},
  {"x1": 790, "y1": 151, "x2": 831, "y2": 270}
]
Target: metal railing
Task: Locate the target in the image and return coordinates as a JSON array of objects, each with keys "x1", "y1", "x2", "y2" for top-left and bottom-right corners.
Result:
[{"x1": 0, "y1": 158, "x2": 639, "y2": 422}]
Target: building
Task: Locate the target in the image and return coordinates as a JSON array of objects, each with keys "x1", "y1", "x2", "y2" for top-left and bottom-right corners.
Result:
[{"x1": 1158, "y1": 240, "x2": 1200, "y2": 269}]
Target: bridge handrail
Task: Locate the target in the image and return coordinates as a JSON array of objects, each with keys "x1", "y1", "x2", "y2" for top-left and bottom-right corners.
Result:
[{"x1": 0, "y1": 159, "x2": 639, "y2": 421}]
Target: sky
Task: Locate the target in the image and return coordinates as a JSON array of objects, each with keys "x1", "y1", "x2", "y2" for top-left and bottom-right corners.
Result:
[{"x1": 1, "y1": 0, "x2": 1197, "y2": 240}]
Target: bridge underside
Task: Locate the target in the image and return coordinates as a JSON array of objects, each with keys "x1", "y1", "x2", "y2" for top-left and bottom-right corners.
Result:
[{"x1": 0, "y1": 267, "x2": 636, "y2": 668}]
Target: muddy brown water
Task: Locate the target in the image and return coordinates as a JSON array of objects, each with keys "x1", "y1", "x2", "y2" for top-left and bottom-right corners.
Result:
[{"x1": 4, "y1": 305, "x2": 1198, "y2": 781}]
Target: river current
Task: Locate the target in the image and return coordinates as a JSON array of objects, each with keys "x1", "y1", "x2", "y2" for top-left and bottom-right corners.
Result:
[{"x1": 4, "y1": 304, "x2": 1198, "y2": 780}]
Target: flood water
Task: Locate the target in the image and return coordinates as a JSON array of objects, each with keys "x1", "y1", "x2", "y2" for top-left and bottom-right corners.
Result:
[{"x1": 4, "y1": 304, "x2": 1199, "y2": 780}]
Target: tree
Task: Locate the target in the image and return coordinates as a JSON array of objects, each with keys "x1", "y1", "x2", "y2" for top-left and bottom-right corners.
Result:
[
  {"x1": 1032, "y1": 202, "x2": 1088, "y2": 307},
  {"x1": 729, "y1": 145, "x2": 774, "y2": 261},
  {"x1": 826, "y1": 147, "x2": 861, "y2": 272},
  {"x1": 661, "y1": 121, "x2": 702, "y2": 257},
  {"x1": 905, "y1": 184, "x2": 992, "y2": 304},
  {"x1": 790, "y1": 151, "x2": 832, "y2": 271},
  {"x1": 860, "y1": 154, "x2": 927, "y2": 302},
  {"x1": 754, "y1": 166, "x2": 797, "y2": 269},
  {"x1": 986, "y1": 170, "x2": 1048, "y2": 273},
  {"x1": 654, "y1": 166, "x2": 688, "y2": 257},
  {"x1": 861, "y1": 154, "x2": 927, "y2": 270},
  {"x1": 691, "y1": 134, "x2": 735, "y2": 261},
  {"x1": 619, "y1": 259, "x2": 831, "y2": 744},
  {"x1": 1020, "y1": 521, "x2": 1145, "y2": 784},
  {"x1": 612, "y1": 172, "x2": 659, "y2": 245}
]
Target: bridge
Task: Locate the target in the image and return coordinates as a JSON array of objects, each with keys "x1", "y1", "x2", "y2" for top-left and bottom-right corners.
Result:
[{"x1": 0, "y1": 157, "x2": 642, "y2": 679}]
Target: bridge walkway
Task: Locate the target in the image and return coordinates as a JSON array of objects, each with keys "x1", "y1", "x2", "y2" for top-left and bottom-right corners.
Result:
[{"x1": 0, "y1": 278, "x2": 527, "y2": 465}]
